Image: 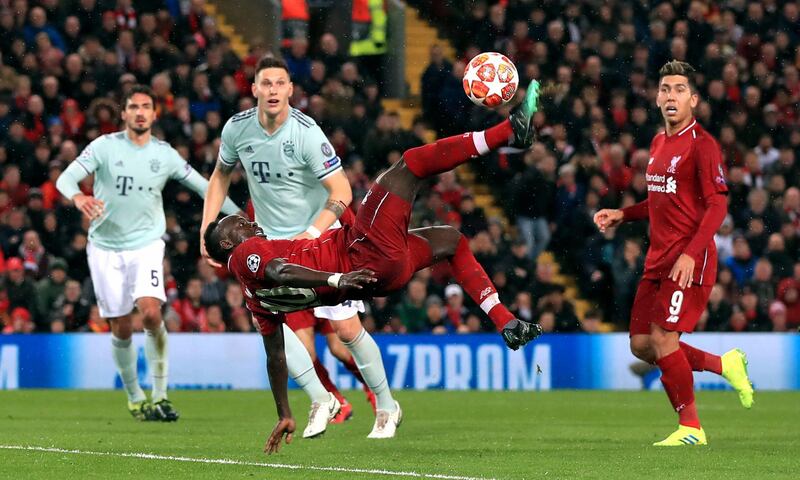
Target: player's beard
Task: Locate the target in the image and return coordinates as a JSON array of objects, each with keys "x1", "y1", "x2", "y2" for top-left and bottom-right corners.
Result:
[{"x1": 130, "y1": 124, "x2": 150, "y2": 135}]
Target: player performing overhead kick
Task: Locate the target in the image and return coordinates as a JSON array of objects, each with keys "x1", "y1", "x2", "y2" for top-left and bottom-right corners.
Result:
[
  {"x1": 204, "y1": 80, "x2": 544, "y2": 454},
  {"x1": 201, "y1": 56, "x2": 386, "y2": 441},
  {"x1": 594, "y1": 61, "x2": 754, "y2": 446}
]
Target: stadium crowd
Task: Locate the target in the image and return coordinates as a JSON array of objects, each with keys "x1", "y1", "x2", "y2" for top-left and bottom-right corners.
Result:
[{"x1": 0, "y1": 0, "x2": 798, "y2": 335}]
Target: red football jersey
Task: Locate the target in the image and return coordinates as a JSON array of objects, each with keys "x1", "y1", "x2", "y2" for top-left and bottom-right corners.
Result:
[
  {"x1": 643, "y1": 119, "x2": 728, "y2": 285},
  {"x1": 227, "y1": 229, "x2": 352, "y2": 332}
]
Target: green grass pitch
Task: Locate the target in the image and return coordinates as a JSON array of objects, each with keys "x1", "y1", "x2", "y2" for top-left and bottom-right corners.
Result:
[{"x1": 1, "y1": 390, "x2": 798, "y2": 479}]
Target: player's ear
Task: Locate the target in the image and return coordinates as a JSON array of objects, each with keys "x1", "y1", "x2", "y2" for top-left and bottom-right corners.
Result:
[{"x1": 690, "y1": 92, "x2": 699, "y2": 109}]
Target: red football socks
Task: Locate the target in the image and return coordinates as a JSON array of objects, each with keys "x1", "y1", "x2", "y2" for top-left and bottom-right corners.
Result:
[
  {"x1": 448, "y1": 235, "x2": 514, "y2": 331},
  {"x1": 313, "y1": 358, "x2": 345, "y2": 404},
  {"x1": 680, "y1": 342, "x2": 722, "y2": 375},
  {"x1": 656, "y1": 349, "x2": 701, "y2": 429},
  {"x1": 404, "y1": 120, "x2": 514, "y2": 178},
  {"x1": 341, "y1": 355, "x2": 367, "y2": 387}
]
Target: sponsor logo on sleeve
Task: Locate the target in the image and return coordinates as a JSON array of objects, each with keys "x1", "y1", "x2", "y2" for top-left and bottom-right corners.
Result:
[{"x1": 323, "y1": 156, "x2": 340, "y2": 170}]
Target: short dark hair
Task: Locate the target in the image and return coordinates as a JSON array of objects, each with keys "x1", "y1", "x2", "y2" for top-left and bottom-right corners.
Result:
[
  {"x1": 122, "y1": 84, "x2": 157, "y2": 107},
  {"x1": 255, "y1": 55, "x2": 290, "y2": 78},
  {"x1": 203, "y1": 221, "x2": 230, "y2": 264},
  {"x1": 658, "y1": 60, "x2": 697, "y2": 92}
]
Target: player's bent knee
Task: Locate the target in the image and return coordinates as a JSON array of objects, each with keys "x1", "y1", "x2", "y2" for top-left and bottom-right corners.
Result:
[
  {"x1": 629, "y1": 336, "x2": 654, "y2": 362},
  {"x1": 139, "y1": 307, "x2": 163, "y2": 329},
  {"x1": 109, "y1": 316, "x2": 134, "y2": 339},
  {"x1": 332, "y1": 316, "x2": 363, "y2": 343}
]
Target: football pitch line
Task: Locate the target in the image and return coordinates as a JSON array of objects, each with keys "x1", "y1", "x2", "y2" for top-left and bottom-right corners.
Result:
[{"x1": 0, "y1": 445, "x2": 494, "y2": 480}]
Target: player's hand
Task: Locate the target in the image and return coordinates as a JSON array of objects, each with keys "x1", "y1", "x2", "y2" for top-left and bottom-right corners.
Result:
[
  {"x1": 73, "y1": 194, "x2": 104, "y2": 220},
  {"x1": 593, "y1": 209, "x2": 624, "y2": 232},
  {"x1": 338, "y1": 269, "x2": 378, "y2": 290},
  {"x1": 670, "y1": 254, "x2": 695, "y2": 289},
  {"x1": 264, "y1": 417, "x2": 295, "y2": 455},
  {"x1": 199, "y1": 232, "x2": 223, "y2": 268}
]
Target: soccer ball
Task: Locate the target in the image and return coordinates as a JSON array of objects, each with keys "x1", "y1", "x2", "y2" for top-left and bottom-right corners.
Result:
[{"x1": 462, "y1": 52, "x2": 519, "y2": 108}]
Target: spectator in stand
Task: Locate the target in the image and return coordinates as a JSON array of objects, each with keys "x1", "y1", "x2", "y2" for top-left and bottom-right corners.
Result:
[
  {"x1": 172, "y1": 277, "x2": 207, "y2": 332},
  {"x1": 197, "y1": 258, "x2": 225, "y2": 306},
  {"x1": 725, "y1": 236, "x2": 757, "y2": 287},
  {"x1": 35, "y1": 257, "x2": 68, "y2": 320},
  {"x1": 443, "y1": 283, "x2": 468, "y2": 330},
  {"x1": 2, "y1": 257, "x2": 38, "y2": 328},
  {"x1": 395, "y1": 278, "x2": 428, "y2": 333},
  {"x1": 3, "y1": 307, "x2": 34, "y2": 334},
  {"x1": 51, "y1": 279, "x2": 91, "y2": 331},
  {"x1": 777, "y1": 263, "x2": 800, "y2": 329}
]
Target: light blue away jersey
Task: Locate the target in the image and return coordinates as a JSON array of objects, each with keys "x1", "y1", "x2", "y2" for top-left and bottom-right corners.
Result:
[
  {"x1": 218, "y1": 107, "x2": 342, "y2": 239},
  {"x1": 65, "y1": 131, "x2": 203, "y2": 250}
]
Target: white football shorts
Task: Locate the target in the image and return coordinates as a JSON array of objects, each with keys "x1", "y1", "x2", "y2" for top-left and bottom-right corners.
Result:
[{"x1": 87, "y1": 239, "x2": 166, "y2": 318}]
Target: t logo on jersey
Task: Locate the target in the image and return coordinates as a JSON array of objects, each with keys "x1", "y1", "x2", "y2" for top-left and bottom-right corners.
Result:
[
  {"x1": 666, "y1": 155, "x2": 682, "y2": 174},
  {"x1": 251, "y1": 161, "x2": 270, "y2": 184},
  {"x1": 116, "y1": 176, "x2": 134, "y2": 196}
]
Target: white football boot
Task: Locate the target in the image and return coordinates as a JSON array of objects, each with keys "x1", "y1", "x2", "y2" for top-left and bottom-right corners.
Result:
[
  {"x1": 367, "y1": 401, "x2": 402, "y2": 439},
  {"x1": 302, "y1": 392, "x2": 341, "y2": 438}
]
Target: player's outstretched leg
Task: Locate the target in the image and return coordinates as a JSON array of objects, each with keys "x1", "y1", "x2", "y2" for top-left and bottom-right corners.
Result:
[
  {"x1": 409, "y1": 227, "x2": 542, "y2": 350},
  {"x1": 280, "y1": 325, "x2": 340, "y2": 438},
  {"x1": 681, "y1": 342, "x2": 754, "y2": 408},
  {"x1": 375, "y1": 80, "x2": 540, "y2": 204},
  {"x1": 721, "y1": 348, "x2": 754, "y2": 408}
]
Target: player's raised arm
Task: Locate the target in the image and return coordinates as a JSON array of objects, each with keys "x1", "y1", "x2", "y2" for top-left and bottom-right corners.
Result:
[
  {"x1": 201, "y1": 119, "x2": 241, "y2": 263},
  {"x1": 263, "y1": 258, "x2": 377, "y2": 290},
  {"x1": 261, "y1": 327, "x2": 295, "y2": 455}
]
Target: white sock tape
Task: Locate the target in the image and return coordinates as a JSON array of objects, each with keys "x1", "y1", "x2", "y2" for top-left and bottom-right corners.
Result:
[
  {"x1": 473, "y1": 130, "x2": 490, "y2": 155},
  {"x1": 479, "y1": 292, "x2": 501, "y2": 314}
]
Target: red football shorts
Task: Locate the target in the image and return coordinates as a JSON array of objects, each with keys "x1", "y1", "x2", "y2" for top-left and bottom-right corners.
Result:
[
  {"x1": 285, "y1": 309, "x2": 334, "y2": 335},
  {"x1": 629, "y1": 278, "x2": 713, "y2": 335},
  {"x1": 346, "y1": 184, "x2": 433, "y2": 294}
]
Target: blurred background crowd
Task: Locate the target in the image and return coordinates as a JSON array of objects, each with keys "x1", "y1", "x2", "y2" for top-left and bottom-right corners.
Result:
[{"x1": 0, "y1": 0, "x2": 798, "y2": 335}]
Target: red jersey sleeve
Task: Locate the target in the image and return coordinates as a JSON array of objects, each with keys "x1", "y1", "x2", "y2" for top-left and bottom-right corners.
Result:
[
  {"x1": 229, "y1": 237, "x2": 282, "y2": 283},
  {"x1": 694, "y1": 134, "x2": 728, "y2": 199},
  {"x1": 229, "y1": 237, "x2": 291, "y2": 336}
]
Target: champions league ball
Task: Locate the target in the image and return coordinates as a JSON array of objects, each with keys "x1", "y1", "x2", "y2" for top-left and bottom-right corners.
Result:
[{"x1": 462, "y1": 52, "x2": 519, "y2": 108}]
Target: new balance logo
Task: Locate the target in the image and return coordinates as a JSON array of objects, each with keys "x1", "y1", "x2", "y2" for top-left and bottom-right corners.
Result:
[
  {"x1": 666, "y1": 177, "x2": 677, "y2": 194},
  {"x1": 666, "y1": 155, "x2": 682, "y2": 174},
  {"x1": 666, "y1": 314, "x2": 679, "y2": 323},
  {"x1": 361, "y1": 189, "x2": 373, "y2": 205}
]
